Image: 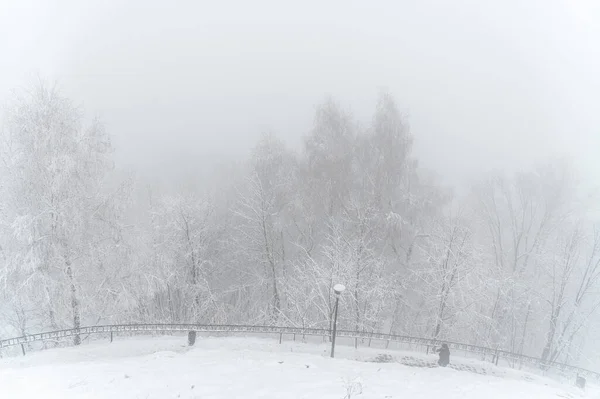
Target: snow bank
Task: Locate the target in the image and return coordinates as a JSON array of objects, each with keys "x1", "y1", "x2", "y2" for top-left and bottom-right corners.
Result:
[{"x1": 0, "y1": 335, "x2": 593, "y2": 398}]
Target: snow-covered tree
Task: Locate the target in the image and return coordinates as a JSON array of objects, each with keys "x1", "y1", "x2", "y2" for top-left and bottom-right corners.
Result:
[
  {"x1": 0, "y1": 81, "x2": 129, "y2": 344},
  {"x1": 231, "y1": 133, "x2": 298, "y2": 324}
]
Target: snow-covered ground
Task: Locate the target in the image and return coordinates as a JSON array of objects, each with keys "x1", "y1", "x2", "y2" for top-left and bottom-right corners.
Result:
[{"x1": 0, "y1": 335, "x2": 594, "y2": 398}]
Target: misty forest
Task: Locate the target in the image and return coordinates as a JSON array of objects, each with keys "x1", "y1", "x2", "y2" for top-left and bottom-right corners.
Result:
[{"x1": 1, "y1": 82, "x2": 600, "y2": 369}]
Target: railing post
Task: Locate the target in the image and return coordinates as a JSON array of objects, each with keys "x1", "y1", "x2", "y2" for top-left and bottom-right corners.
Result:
[
  {"x1": 110, "y1": 332, "x2": 113, "y2": 343},
  {"x1": 21, "y1": 344, "x2": 26, "y2": 356},
  {"x1": 279, "y1": 333, "x2": 282, "y2": 344}
]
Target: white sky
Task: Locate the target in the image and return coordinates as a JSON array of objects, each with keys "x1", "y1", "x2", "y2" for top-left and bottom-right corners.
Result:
[{"x1": 1, "y1": 0, "x2": 599, "y2": 188}]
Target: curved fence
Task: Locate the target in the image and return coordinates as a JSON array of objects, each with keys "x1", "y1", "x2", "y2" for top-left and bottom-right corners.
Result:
[{"x1": 1, "y1": 323, "x2": 597, "y2": 382}]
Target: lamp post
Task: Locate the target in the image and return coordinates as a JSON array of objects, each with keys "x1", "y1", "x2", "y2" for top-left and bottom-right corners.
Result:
[{"x1": 330, "y1": 283, "x2": 346, "y2": 358}]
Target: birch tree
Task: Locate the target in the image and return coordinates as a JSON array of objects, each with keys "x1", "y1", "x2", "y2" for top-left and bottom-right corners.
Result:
[{"x1": 0, "y1": 82, "x2": 126, "y2": 344}]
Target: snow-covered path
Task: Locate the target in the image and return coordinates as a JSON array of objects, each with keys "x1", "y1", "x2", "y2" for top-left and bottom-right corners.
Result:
[{"x1": 0, "y1": 336, "x2": 592, "y2": 398}]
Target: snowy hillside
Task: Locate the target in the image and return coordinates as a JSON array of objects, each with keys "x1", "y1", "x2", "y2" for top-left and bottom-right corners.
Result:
[{"x1": 0, "y1": 336, "x2": 592, "y2": 399}]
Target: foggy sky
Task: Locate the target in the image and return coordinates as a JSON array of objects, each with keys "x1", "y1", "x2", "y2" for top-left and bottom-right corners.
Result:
[{"x1": 1, "y1": 0, "x2": 599, "y2": 188}]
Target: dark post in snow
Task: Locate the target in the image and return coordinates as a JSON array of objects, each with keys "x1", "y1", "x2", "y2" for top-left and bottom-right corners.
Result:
[
  {"x1": 330, "y1": 283, "x2": 346, "y2": 358},
  {"x1": 188, "y1": 331, "x2": 197, "y2": 346}
]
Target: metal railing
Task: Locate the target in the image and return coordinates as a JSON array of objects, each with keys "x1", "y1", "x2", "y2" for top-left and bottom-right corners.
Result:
[{"x1": 1, "y1": 323, "x2": 597, "y2": 381}]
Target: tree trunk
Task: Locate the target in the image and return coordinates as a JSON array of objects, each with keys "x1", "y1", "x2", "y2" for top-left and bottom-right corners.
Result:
[
  {"x1": 541, "y1": 309, "x2": 559, "y2": 362},
  {"x1": 518, "y1": 303, "x2": 531, "y2": 357},
  {"x1": 271, "y1": 266, "x2": 281, "y2": 323},
  {"x1": 261, "y1": 212, "x2": 281, "y2": 323},
  {"x1": 45, "y1": 285, "x2": 59, "y2": 330},
  {"x1": 65, "y1": 259, "x2": 81, "y2": 346},
  {"x1": 182, "y1": 214, "x2": 201, "y2": 312}
]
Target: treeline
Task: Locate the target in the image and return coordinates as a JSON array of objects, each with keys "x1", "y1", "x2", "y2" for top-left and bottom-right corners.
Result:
[{"x1": 1, "y1": 82, "x2": 599, "y2": 368}]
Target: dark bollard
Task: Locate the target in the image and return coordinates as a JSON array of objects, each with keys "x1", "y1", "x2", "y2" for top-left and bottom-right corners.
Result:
[
  {"x1": 21, "y1": 344, "x2": 26, "y2": 356},
  {"x1": 188, "y1": 331, "x2": 197, "y2": 346},
  {"x1": 110, "y1": 332, "x2": 113, "y2": 343}
]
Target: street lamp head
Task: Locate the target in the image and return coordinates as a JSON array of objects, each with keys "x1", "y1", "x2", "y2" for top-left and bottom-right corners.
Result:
[{"x1": 333, "y1": 284, "x2": 346, "y2": 295}]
